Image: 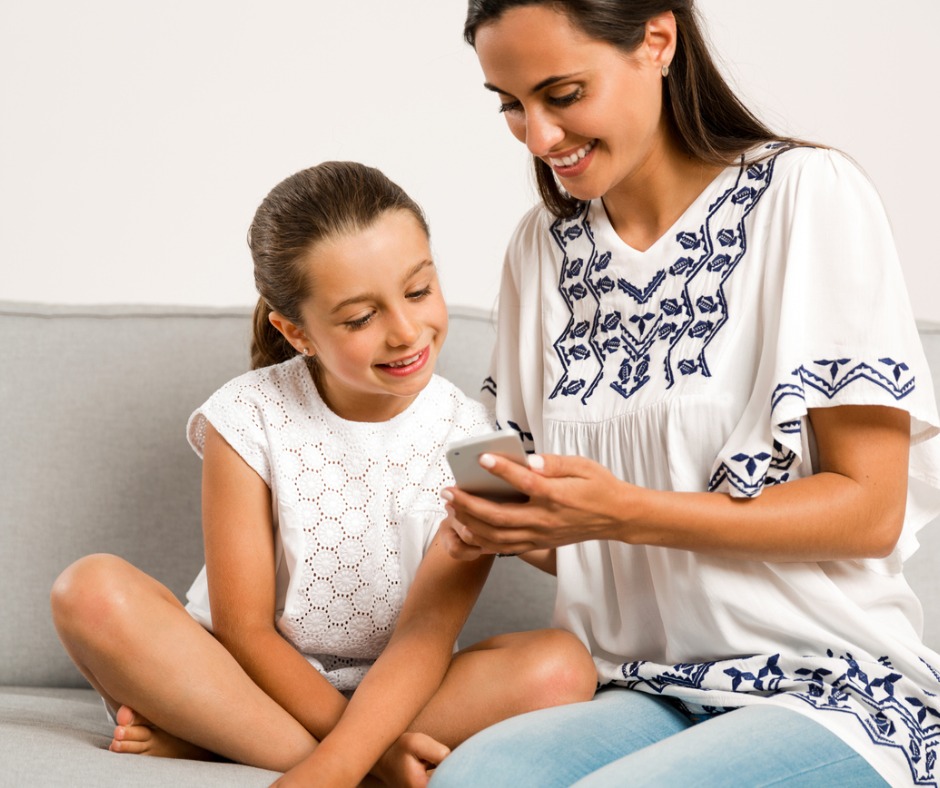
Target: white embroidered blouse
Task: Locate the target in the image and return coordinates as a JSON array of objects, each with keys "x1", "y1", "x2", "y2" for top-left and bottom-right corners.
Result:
[{"x1": 487, "y1": 144, "x2": 940, "y2": 786}]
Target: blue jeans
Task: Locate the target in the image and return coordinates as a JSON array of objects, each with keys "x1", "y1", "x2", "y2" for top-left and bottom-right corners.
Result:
[{"x1": 431, "y1": 687, "x2": 887, "y2": 787}]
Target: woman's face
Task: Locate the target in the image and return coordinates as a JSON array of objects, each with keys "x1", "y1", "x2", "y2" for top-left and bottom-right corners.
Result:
[{"x1": 473, "y1": 5, "x2": 675, "y2": 203}]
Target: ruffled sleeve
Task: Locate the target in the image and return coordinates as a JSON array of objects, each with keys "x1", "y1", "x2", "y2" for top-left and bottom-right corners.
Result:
[
  {"x1": 708, "y1": 147, "x2": 940, "y2": 565},
  {"x1": 488, "y1": 205, "x2": 555, "y2": 455}
]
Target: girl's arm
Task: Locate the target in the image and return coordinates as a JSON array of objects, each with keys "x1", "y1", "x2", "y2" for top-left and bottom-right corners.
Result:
[
  {"x1": 444, "y1": 404, "x2": 911, "y2": 563},
  {"x1": 277, "y1": 527, "x2": 495, "y2": 787},
  {"x1": 201, "y1": 423, "x2": 347, "y2": 741}
]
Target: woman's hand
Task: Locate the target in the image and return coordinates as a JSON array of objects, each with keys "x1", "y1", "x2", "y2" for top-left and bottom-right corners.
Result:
[
  {"x1": 443, "y1": 453, "x2": 633, "y2": 555},
  {"x1": 372, "y1": 732, "x2": 450, "y2": 787}
]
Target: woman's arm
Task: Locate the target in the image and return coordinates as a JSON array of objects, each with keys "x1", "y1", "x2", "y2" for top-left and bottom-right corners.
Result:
[
  {"x1": 201, "y1": 424, "x2": 347, "y2": 741},
  {"x1": 277, "y1": 530, "x2": 495, "y2": 787},
  {"x1": 444, "y1": 405, "x2": 911, "y2": 563}
]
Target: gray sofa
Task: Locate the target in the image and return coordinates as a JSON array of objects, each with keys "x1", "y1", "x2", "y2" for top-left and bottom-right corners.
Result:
[{"x1": 2, "y1": 300, "x2": 939, "y2": 787}]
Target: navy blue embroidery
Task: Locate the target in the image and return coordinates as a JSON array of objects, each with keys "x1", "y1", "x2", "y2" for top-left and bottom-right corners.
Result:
[
  {"x1": 712, "y1": 356, "x2": 916, "y2": 497},
  {"x1": 620, "y1": 651, "x2": 940, "y2": 785},
  {"x1": 772, "y1": 359, "x2": 916, "y2": 410},
  {"x1": 481, "y1": 376, "x2": 497, "y2": 398},
  {"x1": 548, "y1": 144, "x2": 789, "y2": 405},
  {"x1": 708, "y1": 440, "x2": 796, "y2": 497}
]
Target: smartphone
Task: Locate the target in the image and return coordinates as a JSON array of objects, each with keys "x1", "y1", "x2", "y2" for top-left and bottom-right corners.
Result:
[{"x1": 446, "y1": 430, "x2": 529, "y2": 502}]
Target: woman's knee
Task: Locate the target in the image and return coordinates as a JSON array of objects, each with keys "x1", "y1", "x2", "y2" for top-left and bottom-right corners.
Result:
[{"x1": 518, "y1": 628, "x2": 598, "y2": 707}]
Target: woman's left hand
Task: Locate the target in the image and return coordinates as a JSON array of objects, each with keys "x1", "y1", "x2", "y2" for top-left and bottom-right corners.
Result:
[{"x1": 443, "y1": 453, "x2": 632, "y2": 554}]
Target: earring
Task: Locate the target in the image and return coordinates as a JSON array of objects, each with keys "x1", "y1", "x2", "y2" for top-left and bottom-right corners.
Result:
[
  {"x1": 661, "y1": 64, "x2": 670, "y2": 78},
  {"x1": 301, "y1": 348, "x2": 309, "y2": 356}
]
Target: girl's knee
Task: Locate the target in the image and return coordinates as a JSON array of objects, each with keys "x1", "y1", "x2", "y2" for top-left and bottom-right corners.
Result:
[{"x1": 50, "y1": 553, "x2": 138, "y2": 634}]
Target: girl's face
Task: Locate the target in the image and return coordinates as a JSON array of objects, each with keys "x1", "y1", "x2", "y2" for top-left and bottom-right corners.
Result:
[
  {"x1": 277, "y1": 210, "x2": 448, "y2": 423},
  {"x1": 473, "y1": 5, "x2": 675, "y2": 204}
]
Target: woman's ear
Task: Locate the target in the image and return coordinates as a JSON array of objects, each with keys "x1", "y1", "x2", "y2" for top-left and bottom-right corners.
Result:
[
  {"x1": 644, "y1": 11, "x2": 677, "y2": 72},
  {"x1": 268, "y1": 311, "x2": 312, "y2": 356}
]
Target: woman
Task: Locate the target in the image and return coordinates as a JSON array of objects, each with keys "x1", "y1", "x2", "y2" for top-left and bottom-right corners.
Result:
[{"x1": 432, "y1": 1, "x2": 940, "y2": 785}]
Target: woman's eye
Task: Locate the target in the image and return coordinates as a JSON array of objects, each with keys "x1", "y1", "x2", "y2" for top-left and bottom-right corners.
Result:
[
  {"x1": 498, "y1": 99, "x2": 522, "y2": 114},
  {"x1": 549, "y1": 88, "x2": 582, "y2": 108}
]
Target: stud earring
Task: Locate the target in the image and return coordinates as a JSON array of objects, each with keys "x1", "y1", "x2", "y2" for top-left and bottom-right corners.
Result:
[
  {"x1": 301, "y1": 348, "x2": 309, "y2": 356},
  {"x1": 661, "y1": 64, "x2": 670, "y2": 78}
]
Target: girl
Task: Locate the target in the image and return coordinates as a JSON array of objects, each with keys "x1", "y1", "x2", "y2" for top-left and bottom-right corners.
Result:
[
  {"x1": 51, "y1": 161, "x2": 596, "y2": 787},
  {"x1": 432, "y1": 1, "x2": 940, "y2": 786}
]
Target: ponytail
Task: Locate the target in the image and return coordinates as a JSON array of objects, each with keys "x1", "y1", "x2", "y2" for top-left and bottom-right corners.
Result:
[{"x1": 250, "y1": 298, "x2": 297, "y2": 371}]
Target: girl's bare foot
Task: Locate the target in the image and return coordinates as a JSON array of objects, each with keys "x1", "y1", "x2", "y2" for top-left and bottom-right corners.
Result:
[{"x1": 109, "y1": 705, "x2": 217, "y2": 761}]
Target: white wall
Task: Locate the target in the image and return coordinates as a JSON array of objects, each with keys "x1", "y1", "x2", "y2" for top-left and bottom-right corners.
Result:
[{"x1": 3, "y1": 1, "x2": 938, "y2": 321}]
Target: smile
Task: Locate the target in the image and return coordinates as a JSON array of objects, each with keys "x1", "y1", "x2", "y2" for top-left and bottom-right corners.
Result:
[
  {"x1": 548, "y1": 140, "x2": 596, "y2": 169},
  {"x1": 386, "y1": 352, "x2": 422, "y2": 368},
  {"x1": 376, "y1": 346, "x2": 431, "y2": 377}
]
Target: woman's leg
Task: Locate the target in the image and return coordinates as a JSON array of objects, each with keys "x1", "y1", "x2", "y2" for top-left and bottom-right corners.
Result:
[
  {"x1": 50, "y1": 553, "x2": 315, "y2": 771},
  {"x1": 430, "y1": 687, "x2": 694, "y2": 787},
  {"x1": 410, "y1": 628, "x2": 598, "y2": 748},
  {"x1": 571, "y1": 704, "x2": 886, "y2": 787}
]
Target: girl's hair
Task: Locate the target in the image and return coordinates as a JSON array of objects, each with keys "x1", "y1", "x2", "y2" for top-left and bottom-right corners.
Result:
[
  {"x1": 248, "y1": 161, "x2": 429, "y2": 369},
  {"x1": 464, "y1": 0, "x2": 784, "y2": 218}
]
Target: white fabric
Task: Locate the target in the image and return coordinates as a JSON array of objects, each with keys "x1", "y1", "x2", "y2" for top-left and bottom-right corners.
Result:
[
  {"x1": 489, "y1": 145, "x2": 940, "y2": 786},
  {"x1": 185, "y1": 356, "x2": 493, "y2": 690}
]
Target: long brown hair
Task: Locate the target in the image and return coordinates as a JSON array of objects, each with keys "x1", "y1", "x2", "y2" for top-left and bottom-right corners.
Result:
[
  {"x1": 248, "y1": 162, "x2": 430, "y2": 369},
  {"x1": 464, "y1": 0, "x2": 785, "y2": 218}
]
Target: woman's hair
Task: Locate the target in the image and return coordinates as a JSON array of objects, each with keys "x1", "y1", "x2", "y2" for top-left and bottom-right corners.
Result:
[
  {"x1": 464, "y1": 0, "x2": 783, "y2": 218},
  {"x1": 248, "y1": 161, "x2": 429, "y2": 369}
]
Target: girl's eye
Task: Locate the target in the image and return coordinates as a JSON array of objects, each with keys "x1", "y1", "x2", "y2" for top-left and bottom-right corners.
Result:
[
  {"x1": 406, "y1": 286, "x2": 432, "y2": 300},
  {"x1": 549, "y1": 88, "x2": 582, "y2": 108},
  {"x1": 498, "y1": 98, "x2": 522, "y2": 114},
  {"x1": 344, "y1": 312, "x2": 374, "y2": 330}
]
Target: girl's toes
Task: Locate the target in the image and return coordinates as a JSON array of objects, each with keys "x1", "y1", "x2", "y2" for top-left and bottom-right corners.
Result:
[{"x1": 115, "y1": 704, "x2": 151, "y2": 728}]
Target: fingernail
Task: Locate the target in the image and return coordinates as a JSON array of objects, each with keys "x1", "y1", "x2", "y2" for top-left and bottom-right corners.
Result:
[
  {"x1": 441, "y1": 489, "x2": 454, "y2": 502},
  {"x1": 528, "y1": 454, "x2": 545, "y2": 471},
  {"x1": 479, "y1": 453, "x2": 496, "y2": 468}
]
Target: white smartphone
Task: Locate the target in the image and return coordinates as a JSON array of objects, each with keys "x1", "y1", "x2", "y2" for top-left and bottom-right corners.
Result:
[{"x1": 446, "y1": 430, "x2": 529, "y2": 502}]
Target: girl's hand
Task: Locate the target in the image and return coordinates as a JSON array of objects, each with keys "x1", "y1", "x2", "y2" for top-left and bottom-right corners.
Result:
[
  {"x1": 437, "y1": 513, "x2": 491, "y2": 561},
  {"x1": 373, "y1": 732, "x2": 450, "y2": 787},
  {"x1": 443, "y1": 453, "x2": 631, "y2": 554}
]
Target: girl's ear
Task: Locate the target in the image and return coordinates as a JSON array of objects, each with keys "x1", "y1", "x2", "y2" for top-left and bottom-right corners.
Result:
[
  {"x1": 269, "y1": 311, "x2": 313, "y2": 356},
  {"x1": 644, "y1": 11, "x2": 677, "y2": 72}
]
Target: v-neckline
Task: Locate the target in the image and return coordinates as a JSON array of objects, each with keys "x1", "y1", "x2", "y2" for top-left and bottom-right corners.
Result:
[{"x1": 595, "y1": 162, "x2": 740, "y2": 260}]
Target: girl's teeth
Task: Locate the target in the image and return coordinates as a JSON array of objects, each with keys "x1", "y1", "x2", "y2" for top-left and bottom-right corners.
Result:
[{"x1": 388, "y1": 353, "x2": 420, "y2": 368}]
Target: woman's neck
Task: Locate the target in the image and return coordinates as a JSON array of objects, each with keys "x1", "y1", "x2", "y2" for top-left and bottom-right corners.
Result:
[{"x1": 601, "y1": 132, "x2": 725, "y2": 252}]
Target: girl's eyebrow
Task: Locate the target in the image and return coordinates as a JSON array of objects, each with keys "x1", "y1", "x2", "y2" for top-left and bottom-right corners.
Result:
[
  {"x1": 484, "y1": 73, "x2": 580, "y2": 96},
  {"x1": 329, "y1": 259, "x2": 435, "y2": 315}
]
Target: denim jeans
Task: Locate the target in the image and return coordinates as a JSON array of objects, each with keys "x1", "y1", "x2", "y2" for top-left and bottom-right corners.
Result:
[{"x1": 430, "y1": 687, "x2": 887, "y2": 787}]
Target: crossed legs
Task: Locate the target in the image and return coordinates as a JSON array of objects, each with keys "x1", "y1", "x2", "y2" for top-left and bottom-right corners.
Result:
[{"x1": 51, "y1": 553, "x2": 596, "y2": 772}]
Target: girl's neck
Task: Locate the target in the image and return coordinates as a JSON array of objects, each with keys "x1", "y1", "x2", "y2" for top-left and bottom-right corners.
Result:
[{"x1": 601, "y1": 129, "x2": 725, "y2": 253}]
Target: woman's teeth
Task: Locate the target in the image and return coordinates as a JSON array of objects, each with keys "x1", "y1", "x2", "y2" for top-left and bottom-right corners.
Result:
[{"x1": 549, "y1": 140, "x2": 595, "y2": 168}]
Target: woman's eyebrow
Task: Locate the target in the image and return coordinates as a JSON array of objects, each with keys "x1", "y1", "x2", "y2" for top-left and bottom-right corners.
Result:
[{"x1": 484, "y1": 73, "x2": 580, "y2": 96}]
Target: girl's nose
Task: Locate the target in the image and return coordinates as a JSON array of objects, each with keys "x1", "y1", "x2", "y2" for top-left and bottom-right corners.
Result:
[{"x1": 387, "y1": 310, "x2": 421, "y2": 347}]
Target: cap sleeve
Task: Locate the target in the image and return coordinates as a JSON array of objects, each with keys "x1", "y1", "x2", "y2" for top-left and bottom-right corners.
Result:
[
  {"x1": 709, "y1": 148, "x2": 940, "y2": 565},
  {"x1": 186, "y1": 368, "x2": 274, "y2": 486}
]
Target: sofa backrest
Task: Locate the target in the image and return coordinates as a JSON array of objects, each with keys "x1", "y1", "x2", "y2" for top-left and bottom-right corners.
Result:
[{"x1": 0, "y1": 301, "x2": 937, "y2": 688}]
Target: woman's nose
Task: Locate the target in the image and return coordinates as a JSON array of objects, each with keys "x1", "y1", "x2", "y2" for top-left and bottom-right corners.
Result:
[{"x1": 524, "y1": 109, "x2": 565, "y2": 157}]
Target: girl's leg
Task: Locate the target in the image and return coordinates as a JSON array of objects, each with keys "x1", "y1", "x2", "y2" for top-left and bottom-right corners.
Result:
[
  {"x1": 571, "y1": 703, "x2": 886, "y2": 787},
  {"x1": 411, "y1": 628, "x2": 598, "y2": 749},
  {"x1": 430, "y1": 686, "x2": 693, "y2": 787},
  {"x1": 50, "y1": 553, "x2": 315, "y2": 771}
]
